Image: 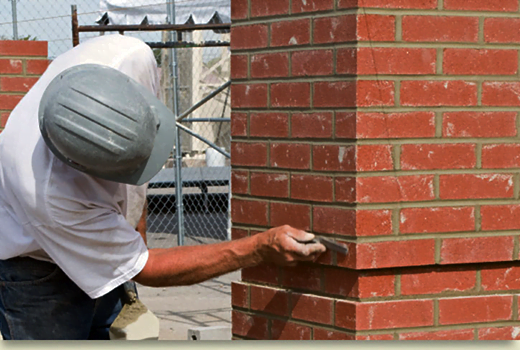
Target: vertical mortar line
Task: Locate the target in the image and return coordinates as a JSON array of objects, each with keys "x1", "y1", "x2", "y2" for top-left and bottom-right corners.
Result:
[
  {"x1": 517, "y1": 112, "x2": 520, "y2": 138},
  {"x1": 288, "y1": 0, "x2": 292, "y2": 15},
  {"x1": 247, "y1": 53, "x2": 251, "y2": 79},
  {"x1": 514, "y1": 295, "x2": 519, "y2": 320},
  {"x1": 478, "y1": 17, "x2": 485, "y2": 44},
  {"x1": 438, "y1": 0, "x2": 444, "y2": 10},
  {"x1": 288, "y1": 51, "x2": 293, "y2": 78},
  {"x1": 434, "y1": 174, "x2": 440, "y2": 199},
  {"x1": 433, "y1": 299, "x2": 439, "y2": 327},
  {"x1": 477, "y1": 80, "x2": 482, "y2": 107},
  {"x1": 435, "y1": 238, "x2": 442, "y2": 264},
  {"x1": 475, "y1": 205, "x2": 481, "y2": 232},
  {"x1": 395, "y1": 16, "x2": 403, "y2": 42},
  {"x1": 475, "y1": 269, "x2": 482, "y2": 293},
  {"x1": 473, "y1": 329, "x2": 478, "y2": 341},
  {"x1": 393, "y1": 144, "x2": 401, "y2": 171},
  {"x1": 394, "y1": 80, "x2": 401, "y2": 107},
  {"x1": 514, "y1": 236, "x2": 519, "y2": 261},
  {"x1": 436, "y1": 48, "x2": 443, "y2": 75},
  {"x1": 476, "y1": 143, "x2": 482, "y2": 169},
  {"x1": 394, "y1": 270, "x2": 401, "y2": 296},
  {"x1": 515, "y1": 172, "x2": 520, "y2": 200},
  {"x1": 247, "y1": 0, "x2": 251, "y2": 19},
  {"x1": 435, "y1": 112, "x2": 443, "y2": 138},
  {"x1": 392, "y1": 208, "x2": 400, "y2": 235}
]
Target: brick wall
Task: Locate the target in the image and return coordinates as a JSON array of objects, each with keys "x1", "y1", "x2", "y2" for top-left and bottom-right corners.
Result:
[
  {"x1": 230, "y1": 0, "x2": 520, "y2": 340},
  {"x1": 0, "y1": 40, "x2": 49, "y2": 131}
]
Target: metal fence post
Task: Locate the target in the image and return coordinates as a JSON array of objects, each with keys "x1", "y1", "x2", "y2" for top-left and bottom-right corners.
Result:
[
  {"x1": 168, "y1": 0, "x2": 184, "y2": 246},
  {"x1": 11, "y1": 0, "x2": 18, "y2": 40}
]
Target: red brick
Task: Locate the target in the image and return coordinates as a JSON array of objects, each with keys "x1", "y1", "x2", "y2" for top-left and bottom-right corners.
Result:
[
  {"x1": 242, "y1": 264, "x2": 279, "y2": 285},
  {"x1": 335, "y1": 177, "x2": 357, "y2": 203},
  {"x1": 231, "y1": 0, "x2": 248, "y2": 20},
  {"x1": 291, "y1": 112, "x2": 333, "y2": 139},
  {"x1": 291, "y1": 50, "x2": 333, "y2": 77},
  {"x1": 270, "y1": 202, "x2": 311, "y2": 231},
  {"x1": 231, "y1": 199, "x2": 268, "y2": 226},
  {"x1": 356, "y1": 145, "x2": 394, "y2": 171},
  {"x1": 231, "y1": 228, "x2": 248, "y2": 240},
  {"x1": 336, "y1": 48, "x2": 357, "y2": 75},
  {"x1": 481, "y1": 205, "x2": 520, "y2": 231},
  {"x1": 313, "y1": 329, "x2": 355, "y2": 340},
  {"x1": 357, "y1": 112, "x2": 436, "y2": 139},
  {"x1": 478, "y1": 327, "x2": 520, "y2": 340},
  {"x1": 270, "y1": 82, "x2": 310, "y2": 108},
  {"x1": 230, "y1": 84, "x2": 268, "y2": 109},
  {"x1": 401, "y1": 81, "x2": 478, "y2": 106},
  {"x1": 400, "y1": 329, "x2": 474, "y2": 340},
  {"x1": 357, "y1": 80, "x2": 395, "y2": 107},
  {"x1": 231, "y1": 282, "x2": 248, "y2": 308},
  {"x1": 481, "y1": 266, "x2": 520, "y2": 291},
  {"x1": 291, "y1": 294, "x2": 333, "y2": 324},
  {"x1": 231, "y1": 112, "x2": 247, "y2": 137},
  {"x1": 271, "y1": 320, "x2": 311, "y2": 340},
  {"x1": 335, "y1": 112, "x2": 357, "y2": 139},
  {"x1": 313, "y1": 207, "x2": 355, "y2": 236},
  {"x1": 444, "y1": 0, "x2": 518, "y2": 11},
  {"x1": 313, "y1": 145, "x2": 356, "y2": 172},
  {"x1": 0, "y1": 41, "x2": 47, "y2": 57},
  {"x1": 250, "y1": 286, "x2": 289, "y2": 316},
  {"x1": 250, "y1": 53, "x2": 289, "y2": 78},
  {"x1": 439, "y1": 296, "x2": 513, "y2": 325},
  {"x1": 485, "y1": 18, "x2": 520, "y2": 43},
  {"x1": 313, "y1": 81, "x2": 356, "y2": 108},
  {"x1": 357, "y1": 175, "x2": 435, "y2": 203},
  {"x1": 230, "y1": 24, "x2": 268, "y2": 50},
  {"x1": 0, "y1": 77, "x2": 38, "y2": 92},
  {"x1": 343, "y1": 239, "x2": 436, "y2": 269},
  {"x1": 403, "y1": 16, "x2": 479, "y2": 42},
  {"x1": 444, "y1": 49, "x2": 518, "y2": 75},
  {"x1": 401, "y1": 268, "x2": 476, "y2": 296},
  {"x1": 336, "y1": 299, "x2": 434, "y2": 330},
  {"x1": 231, "y1": 142, "x2": 267, "y2": 167},
  {"x1": 250, "y1": 172, "x2": 288, "y2": 198},
  {"x1": 1, "y1": 112, "x2": 10, "y2": 128},
  {"x1": 230, "y1": 55, "x2": 248, "y2": 80},
  {"x1": 356, "y1": 0, "x2": 437, "y2": 9},
  {"x1": 270, "y1": 143, "x2": 311, "y2": 170},
  {"x1": 441, "y1": 236, "x2": 514, "y2": 264},
  {"x1": 356, "y1": 334, "x2": 395, "y2": 340},
  {"x1": 232, "y1": 311, "x2": 269, "y2": 339},
  {"x1": 324, "y1": 269, "x2": 395, "y2": 298},
  {"x1": 357, "y1": 48, "x2": 436, "y2": 75},
  {"x1": 281, "y1": 264, "x2": 322, "y2": 291},
  {"x1": 400, "y1": 207, "x2": 475, "y2": 234},
  {"x1": 357, "y1": 210, "x2": 393, "y2": 236},
  {"x1": 291, "y1": 175, "x2": 333, "y2": 203},
  {"x1": 314, "y1": 15, "x2": 357, "y2": 44},
  {"x1": 271, "y1": 19, "x2": 310, "y2": 47},
  {"x1": 401, "y1": 144, "x2": 476, "y2": 170},
  {"x1": 0, "y1": 59, "x2": 22, "y2": 74},
  {"x1": 483, "y1": 82, "x2": 520, "y2": 106},
  {"x1": 440, "y1": 174, "x2": 514, "y2": 200},
  {"x1": 231, "y1": 170, "x2": 248, "y2": 194},
  {"x1": 357, "y1": 14, "x2": 396, "y2": 42},
  {"x1": 0, "y1": 95, "x2": 23, "y2": 110},
  {"x1": 443, "y1": 112, "x2": 517, "y2": 138},
  {"x1": 250, "y1": 0, "x2": 289, "y2": 17},
  {"x1": 249, "y1": 113, "x2": 288, "y2": 138},
  {"x1": 482, "y1": 144, "x2": 520, "y2": 169},
  {"x1": 293, "y1": 0, "x2": 334, "y2": 12}
]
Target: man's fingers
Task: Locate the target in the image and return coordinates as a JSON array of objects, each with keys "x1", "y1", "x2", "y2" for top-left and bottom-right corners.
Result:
[
  {"x1": 285, "y1": 228, "x2": 315, "y2": 243},
  {"x1": 291, "y1": 242, "x2": 326, "y2": 258}
]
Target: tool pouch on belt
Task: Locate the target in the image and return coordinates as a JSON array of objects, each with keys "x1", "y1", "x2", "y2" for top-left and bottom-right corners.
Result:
[{"x1": 109, "y1": 281, "x2": 160, "y2": 340}]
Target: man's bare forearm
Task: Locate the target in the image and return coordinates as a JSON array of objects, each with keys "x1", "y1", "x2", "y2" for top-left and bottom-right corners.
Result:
[{"x1": 133, "y1": 234, "x2": 264, "y2": 287}]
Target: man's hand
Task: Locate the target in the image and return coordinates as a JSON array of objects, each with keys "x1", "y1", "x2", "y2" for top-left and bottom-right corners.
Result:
[{"x1": 255, "y1": 225, "x2": 326, "y2": 266}]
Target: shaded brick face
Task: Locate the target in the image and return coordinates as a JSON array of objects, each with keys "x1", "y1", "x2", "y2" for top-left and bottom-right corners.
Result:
[{"x1": 230, "y1": 0, "x2": 520, "y2": 341}]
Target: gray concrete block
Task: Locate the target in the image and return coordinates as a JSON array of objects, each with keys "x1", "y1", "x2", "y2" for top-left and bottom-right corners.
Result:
[{"x1": 187, "y1": 326, "x2": 231, "y2": 341}]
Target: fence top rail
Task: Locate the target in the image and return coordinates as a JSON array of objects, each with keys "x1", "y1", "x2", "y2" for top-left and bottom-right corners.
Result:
[{"x1": 77, "y1": 23, "x2": 231, "y2": 33}]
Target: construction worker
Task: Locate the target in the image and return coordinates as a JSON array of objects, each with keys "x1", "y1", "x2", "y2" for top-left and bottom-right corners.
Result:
[{"x1": 0, "y1": 34, "x2": 326, "y2": 340}]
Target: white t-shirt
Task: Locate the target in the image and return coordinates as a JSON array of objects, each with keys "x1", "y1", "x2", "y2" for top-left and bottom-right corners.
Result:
[{"x1": 0, "y1": 34, "x2": 160, "y2": 299}]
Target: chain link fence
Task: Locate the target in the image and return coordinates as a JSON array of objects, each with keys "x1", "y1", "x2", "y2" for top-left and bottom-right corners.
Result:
[{"x1": 0, "y1": 0, "x2": 232, "y2": 249}]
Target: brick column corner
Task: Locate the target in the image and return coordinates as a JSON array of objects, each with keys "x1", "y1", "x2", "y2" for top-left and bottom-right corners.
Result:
[
  {"x1": 230, "y1": 0, "x2": 520, "y2": 340},
  {"x1": 0, "y1": 40, "x2": 49, "y2": 131}
]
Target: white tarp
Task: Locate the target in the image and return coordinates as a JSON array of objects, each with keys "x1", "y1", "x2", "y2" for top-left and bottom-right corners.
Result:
[{"x1": 98, "y1": 0, "x2": 230, "y2": 25}]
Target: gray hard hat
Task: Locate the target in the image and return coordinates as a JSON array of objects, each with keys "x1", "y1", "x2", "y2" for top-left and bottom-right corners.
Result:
[{"x1": 38, "y1": 63, "x2": 175, "y2": 186}]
